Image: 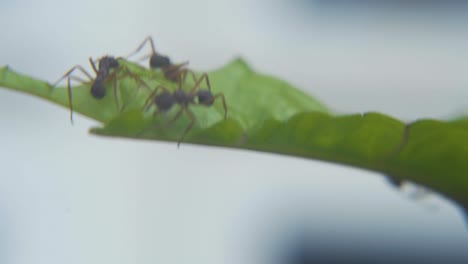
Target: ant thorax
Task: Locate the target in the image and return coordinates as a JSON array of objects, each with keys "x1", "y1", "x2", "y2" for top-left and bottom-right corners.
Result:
[
  {"x1": 95, "y1": 56, "x2": 119, "y2": 83},
  {"x1": 174, "y1": 89, "x2": 195, "y2": 106}
]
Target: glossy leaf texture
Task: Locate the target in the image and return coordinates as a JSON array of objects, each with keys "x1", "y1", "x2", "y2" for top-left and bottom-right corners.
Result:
[{"x1": 1, "y1": 58, "x2": 468, "y2": 208}]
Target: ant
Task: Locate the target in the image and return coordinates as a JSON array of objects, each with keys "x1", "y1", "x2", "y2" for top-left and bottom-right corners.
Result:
[
  {"x1": 143, "y1": 71, "x2": 227, "y2": 147},
  {"x1": 126, "y1": 36, "x2": 196, "y2": 83},
  {"x1": 52, "y1": 56, "x2": 149, "y2": 123}
]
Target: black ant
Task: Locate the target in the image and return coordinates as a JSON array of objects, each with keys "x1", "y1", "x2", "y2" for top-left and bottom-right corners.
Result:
[
  {"x1": 126, "y1": 36, "x2": 195, "y2": 83},
  {"x1": 143, "y1": 72, "x2": 227, "y2": 147},
  {"x1": 52, "y1": 56, "x2": 149, "y2": 123}
]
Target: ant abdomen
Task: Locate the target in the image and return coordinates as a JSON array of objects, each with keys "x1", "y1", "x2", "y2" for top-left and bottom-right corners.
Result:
[
  {"x1": 197, "y1": 90, "x2": 213, "y2": 106},
  {"x1": 150, "y1": 55, "x2": 171, "y2": 69},
  {"x1": 91, "y1": 81, "x2": 106, "y2": 99},
  {"x1": 155, "y1": 91, "x2": 174, "y2": 111}
]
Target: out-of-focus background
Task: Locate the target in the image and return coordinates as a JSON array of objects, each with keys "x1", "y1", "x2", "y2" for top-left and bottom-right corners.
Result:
[{"x1": 1, "y1": 0, "x2": 468, "y2": 263}]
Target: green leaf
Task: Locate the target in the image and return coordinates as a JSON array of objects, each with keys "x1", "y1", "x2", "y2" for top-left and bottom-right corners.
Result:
[{"x1": 1, "y1": 58, "x2": 468, "y2": 209}]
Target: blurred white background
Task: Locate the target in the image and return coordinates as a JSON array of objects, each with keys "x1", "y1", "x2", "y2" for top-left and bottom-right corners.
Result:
[{"x1": 1, "y1": 0, "x2": 468, "y2": 263}]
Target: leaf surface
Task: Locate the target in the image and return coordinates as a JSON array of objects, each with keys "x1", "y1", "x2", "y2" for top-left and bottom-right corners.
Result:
[{"x1": 1, "y1": 58, "x2": 467, "y2": 208}]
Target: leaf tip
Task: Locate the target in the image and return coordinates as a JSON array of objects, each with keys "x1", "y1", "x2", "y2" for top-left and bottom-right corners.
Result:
[{"x1": 225, "y1": 56, "x2": 252, "y2": 72}]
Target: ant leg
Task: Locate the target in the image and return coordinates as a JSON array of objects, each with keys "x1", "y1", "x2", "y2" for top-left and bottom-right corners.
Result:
[
  {"x1": 153, "y1": 109, "x2": 165, "y2": 120},
  {"x1": 136, "y1": 54, "x2": 152, "y2": 62},
  {"x1": 143, "y1": 90, "x2": 159, "y2": 111},
  {"x1": 51, "y1": 65, "x2": 94, "y2": 87},
  {"x1": 125, "y1": 36, "x2": 156, "y2": 59},
  {"x1": 53, "y1": 64, "x2": 97, "y2": 124},
  {"x1": 89, "y1": 57, "x2": 98, "y2": 74},
  {"x1": 177, "y1": 69, "x2": 186, "y2": 90},
  {"x1": 68, "y1": 76, "x2": 89, "y2": 84},
  {"x1": 120, "y1": 67, "x2": 152, "y2": 92},
  {"x1": 175, "y1": 68, "x2": 192, "y2": 91},
  {"x1": 199, "y1": 92, "x2": 228, "y2": 119},
  {"x1": 177, "y1": 108, "x2": 196, "y2": 147},
  {"x1": 115, "y1": 53, "x2": 150, "y2": 62},
  {"x1": 110, "y1": 68, "x2": 151, "y2": 112},
  {"x1": 67, "y1": 77, "x2": 74, "y2": 124},
  {"x1": 210, "y1": 93, "x2": 228, "y2": 119},
  {"x1": 165, "y1": 61, "x2": 189, "y2": 82},
  {"x1": 113, "y1": 76, "x2": 120, "y2": 112},
  {"x1": 100, "y1": 68, "x2": 122, "y2": 112},
  {"x1": 167, "y1": 107, "x2": 185, "y2": 125},
  {"x1": 103, "y1": 66, "x2": 150, "y2": 112},
  {"x1": 168, "y1": 61, "x2": 189, "y2": 71},
  {"x1": 190, "y1": 73, "x2": 211, "y2": 93},
  {"x1": 188, "y1": 70, "x2": 198, "y2": 84},
  {"x1": 178, "y1": 69, "x2": 197, "y2": 85}
]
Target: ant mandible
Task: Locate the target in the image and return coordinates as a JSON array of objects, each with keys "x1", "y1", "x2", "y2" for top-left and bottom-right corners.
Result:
[
  {"x1": 143, "y1": 71, "x2": 227, "y2": 147},
  {"x1": 52, "y1": 56, "x2": 149, "y2": 123},
  {"x1": 126, "y1": 36, "x2": 196, "y2": 83}
]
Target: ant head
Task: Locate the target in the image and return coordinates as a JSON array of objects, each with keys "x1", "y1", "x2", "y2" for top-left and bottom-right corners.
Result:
[
  {"x1": 107, "y1": 57, "x2": 119, "y2": 68},
  {"x1": 91, "y1": 81, "x2": 106, "y2": 99},
  {"x1": 197, "y1": 90, "x2": 213, "y2": 106},
  {"x1": 155, "y1": 91, "x2": 174, "y2": 111},
  {"x1": 150, "y1": 54, "x2": 171, "y2": 69},
  {"x1": 99, "y1": 56, "x2": 119, "y2": 69}
]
